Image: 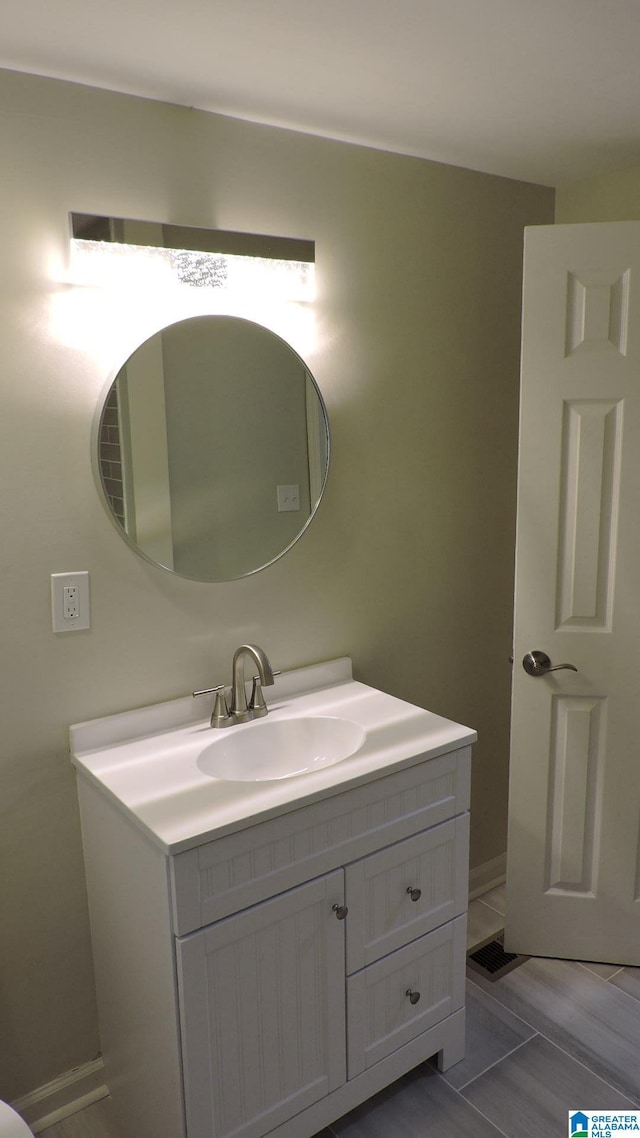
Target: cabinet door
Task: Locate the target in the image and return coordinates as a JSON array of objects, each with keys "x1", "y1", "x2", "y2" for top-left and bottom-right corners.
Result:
[
  {"x1": 345, "y1": 816, "x2": 469, "y2": 973},
  {"x1": 347, "y1": 915, "x2": 466, "y2": 1077},
  {"x1": 176, "y1": 871, "x2": 346, "y2": 1138}
]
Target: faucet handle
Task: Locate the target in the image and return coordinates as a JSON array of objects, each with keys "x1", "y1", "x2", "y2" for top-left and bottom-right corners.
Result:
[
  {"x1": 193, "y1": 683, "x2": 233, "y2": 728},
  {"x1": 249, "y1": 671, "x2": 281, "y2": 718},
  {"x1": 193, "y1": 683, "x2": 225, "y2": 698},
  {"x1": 210, "y1": 687, "x2": 231, "y2": 728}
]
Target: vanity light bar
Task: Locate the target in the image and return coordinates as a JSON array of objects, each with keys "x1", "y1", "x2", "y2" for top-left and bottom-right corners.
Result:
[
  {"x1": 68, "y1": 214, "x2": 315, "y2": 302},
  {"x1": 69, "y1": 213, "x2": 315, "y2": 263}
]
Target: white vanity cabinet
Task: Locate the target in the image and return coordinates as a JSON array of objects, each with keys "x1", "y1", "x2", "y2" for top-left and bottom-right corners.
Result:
[
  {"x1": 72, "y1": 665, "x2": 474, "y2": 1138},
  {"x1": 175, "y1": 811, "x2": 468, "y2": 1138}
]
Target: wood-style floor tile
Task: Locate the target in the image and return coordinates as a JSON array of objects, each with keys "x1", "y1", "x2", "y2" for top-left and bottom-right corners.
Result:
[
  {"x1": 331, "y1": 1061, "x2": 505, "y2": 1138},
  {"x1": 461, "y1": 1033, "x2": 638, "y2": 1136},
  {"x1": 610, "y1": 966, "x2": 640, "y2": 1002},
  {"x1": 439, "y1": 978, "x2": 536, "y2": 1090},
  {"x1": 470, "y1": 957, "x2": 640, "y2": 1102},
  {"x1": 466, "y1": 899, "x2": 503, "y2": 950},
  {"x1": 479, "y1": 885, "x2": 506, "y2": 915},
  {"x1": 579, "y1": 960, "x2": 624, "y2": 980}
]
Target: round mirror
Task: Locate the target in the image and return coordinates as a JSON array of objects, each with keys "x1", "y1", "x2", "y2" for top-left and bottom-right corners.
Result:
[{"x1": 95, "y1": 315, "x2": 330, "y2": 581}]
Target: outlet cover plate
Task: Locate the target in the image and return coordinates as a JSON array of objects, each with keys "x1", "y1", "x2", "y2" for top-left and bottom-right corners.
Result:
[{"x1": 51, "y1": 571, "x2": 91, "y2": 632}]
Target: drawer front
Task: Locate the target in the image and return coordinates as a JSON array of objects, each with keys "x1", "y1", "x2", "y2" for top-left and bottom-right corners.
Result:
[
  {"x1": 344, "y1": 814, "x2": 469, "y2": 973},
  {"x1": 346, "y1": 915, "x2": 466, "y2": 1078},
  {"x1": 171, "y1": 747, "x2": 471, "y2": 934}
]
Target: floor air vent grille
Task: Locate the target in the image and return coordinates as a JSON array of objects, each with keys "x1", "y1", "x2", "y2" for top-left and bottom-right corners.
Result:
[{"x1": 467, "y1": 931, "x2": 527, "y2": 981}]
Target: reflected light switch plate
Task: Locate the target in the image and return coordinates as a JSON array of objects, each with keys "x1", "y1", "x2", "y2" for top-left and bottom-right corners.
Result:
[{"x1": 277, "y1": 484, "x2": 300, "y2": 512}]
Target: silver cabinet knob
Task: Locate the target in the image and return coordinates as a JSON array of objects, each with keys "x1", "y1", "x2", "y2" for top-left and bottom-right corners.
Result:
[
  {"x1": 332, "y1": 904, "x2": 348, "y2": 921},
  {"x1": 522, "y1": 650, "x2": 578, "y2": 677},
  {"x1": 405, "y1": 988, "x2": 421, "y2": 1005},
  {"x1": 406, "y1": 886, "x2": 422, "y2": 902}
]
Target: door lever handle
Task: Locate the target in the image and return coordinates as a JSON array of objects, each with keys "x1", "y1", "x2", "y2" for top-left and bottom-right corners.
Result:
[{"x1": 522, "y1": 650, "x2": 578, "y2": 677}]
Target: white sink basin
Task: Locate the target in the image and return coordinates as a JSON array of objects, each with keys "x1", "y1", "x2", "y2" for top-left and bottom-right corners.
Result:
[{"x1": 197, "y1": 715, "x2": 366, "y2": 782}]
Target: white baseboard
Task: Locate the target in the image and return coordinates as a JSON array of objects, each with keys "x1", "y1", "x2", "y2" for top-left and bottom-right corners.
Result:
[
  {"x1": 468, "y1": 852, "x2": 507, "y2": 901},
  {"x1": 11, "y1": 1057, "x2": 108, "y2": 1134}
]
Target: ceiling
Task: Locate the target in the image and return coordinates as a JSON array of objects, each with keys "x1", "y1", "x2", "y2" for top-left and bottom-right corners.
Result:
[{"x1": 3, "y1": 0, "x2": 640, "y2": 187}]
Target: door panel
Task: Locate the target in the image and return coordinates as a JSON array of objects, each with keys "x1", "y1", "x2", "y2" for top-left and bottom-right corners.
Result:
[
  {"x1": 176, "y1": 871, "x2": 346, "y2": 1138},
  {"x1": 556, "y1": 399, "x2": 622, "y2": 630},
  {"x1": 506, "y1": 221, "x2": 640, "y2": 965}
]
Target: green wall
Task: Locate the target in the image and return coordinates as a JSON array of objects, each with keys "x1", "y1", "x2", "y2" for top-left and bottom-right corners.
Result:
[
  {"x1": 556, "y1": 163, "x2": 640, "y2": 222},
  {"x1": 0, "y1": 66, "x2": 553, "y2": 1098}
]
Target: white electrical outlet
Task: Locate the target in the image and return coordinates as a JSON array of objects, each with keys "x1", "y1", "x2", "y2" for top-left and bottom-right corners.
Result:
[
  {"x1": 277, "y1": 484, "x2": 301, "y2": 512},
  {"x1": 51, "y1": 572, "x2": 91, "y2": 632},
  {"x1": 63, "y1": 585, "x2": 79, "y2": 619}
]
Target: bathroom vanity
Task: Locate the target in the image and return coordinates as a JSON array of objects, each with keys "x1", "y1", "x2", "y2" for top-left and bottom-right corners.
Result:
[{"x1": 71, "y1": 658, "x2": 475, "y2": 1138}]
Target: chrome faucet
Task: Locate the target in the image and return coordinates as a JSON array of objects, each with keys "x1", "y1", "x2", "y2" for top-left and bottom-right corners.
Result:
[{"x1": 193, "y1": 643, "x2": 276, "y2": 728}]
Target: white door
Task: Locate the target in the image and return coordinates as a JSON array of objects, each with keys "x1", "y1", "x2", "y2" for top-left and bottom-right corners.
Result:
[{"x1": 506, "y1": 220, "x2": 640, "y2": 966}]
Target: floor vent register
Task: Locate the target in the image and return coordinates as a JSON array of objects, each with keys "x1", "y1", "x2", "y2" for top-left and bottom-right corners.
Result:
[{"x1": 466, "y1": 931, "x2": 528, "y2": 981}]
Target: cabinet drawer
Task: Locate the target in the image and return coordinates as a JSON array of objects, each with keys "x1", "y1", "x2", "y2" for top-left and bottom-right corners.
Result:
[
  {"x1": 345, "y1": 815, "x2": 469, "y2": 973},
  {"x1": 346, "y1": 915, "x2": 466, "y2": 1077},
  {"x1": 171, "y1": 747, "x2": 471, "y2": 934}
]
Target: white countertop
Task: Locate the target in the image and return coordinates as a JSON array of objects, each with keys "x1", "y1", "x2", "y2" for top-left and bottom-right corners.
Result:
[{"x1": 70, "y1": 658, "x2": 476, "y2": 854}]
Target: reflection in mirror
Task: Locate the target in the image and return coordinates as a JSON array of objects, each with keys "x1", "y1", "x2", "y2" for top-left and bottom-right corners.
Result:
[{"x1": 96, "y1": 315, "x2": 329, "y2": 582}]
